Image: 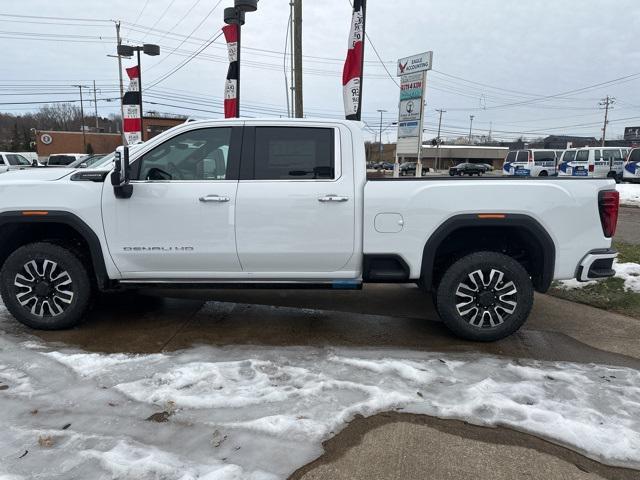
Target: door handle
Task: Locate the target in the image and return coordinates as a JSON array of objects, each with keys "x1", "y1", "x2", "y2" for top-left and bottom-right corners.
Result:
[
  {"x1": 199, "y1": 195, "x2": 230, "y2": 203},
  {"x1": 318, "y1": 195, "x2": 349, "y2": 203}
]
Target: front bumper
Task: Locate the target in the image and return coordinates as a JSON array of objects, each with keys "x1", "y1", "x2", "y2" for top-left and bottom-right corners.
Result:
[{"x1": 576, "y1": 249, "x2": 617, "y2": 281}]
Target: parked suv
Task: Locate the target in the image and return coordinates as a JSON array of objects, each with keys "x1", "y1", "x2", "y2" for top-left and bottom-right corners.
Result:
[
  {"x1": 502, "y1": 149, "x2": 557, "y2": 177},
  {"x1": 449, "y1": 162, "x2": 486, "y2": 176}
]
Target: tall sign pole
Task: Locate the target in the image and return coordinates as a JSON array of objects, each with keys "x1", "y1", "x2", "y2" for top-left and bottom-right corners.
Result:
[
  {"x1": 342, "y1": 0, "x2": 366, "y2": 121},
  {"x1": 293, "y1": 0, "x2": 303, "y2": 117},
  {"x1": 395, "y1": 51, "x2": 432, "y2": 177}
]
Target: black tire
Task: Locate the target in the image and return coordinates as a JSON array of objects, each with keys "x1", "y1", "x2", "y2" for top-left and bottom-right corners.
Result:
[
  {"x1": 435, "y1": 251, "x2": 533, "y2": 342},
  {"x1": 539, "y1": 171, "x2": 548, "y2": 177},
  {"x1": 0, "y1": 242, "x2": 93, "y2": 330}
]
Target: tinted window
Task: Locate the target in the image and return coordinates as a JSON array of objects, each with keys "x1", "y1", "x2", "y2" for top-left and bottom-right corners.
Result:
[
  {"x1": 253, "y1": 127, "x2": 335, "y2": 180},
  {"x1": 6, "y1": 154, "x2": 31, "y2": 166},
  {"x1": 516, "y1": 151, "x2": 529, "y2": 162},
  {"x1": 562, "y1": 151, "x2": 576, "y2": 162},
  {"x1": 575, "y1": 150, "x2": 589, "y2": 162},
  {"x1": 48, "y1": 155, "x2": 76, "y2": 166},
  {"x1": 630, "y1": 149, "x2": 640, "y2": 162},
  {"x1": 534, "y1": 151, "x2": 555, "y2": 161},
  {"x1": 505, "y1": 152, "x2": 516, "y2": 162},
  {"x1": 603, "y1": 149, "x2": 622, "y2": 160},
  {"x1": 137, "y1": 128, "x2": 232, "y2": 181}
]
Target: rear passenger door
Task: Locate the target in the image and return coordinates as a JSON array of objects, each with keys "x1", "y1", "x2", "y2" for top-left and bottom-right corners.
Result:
[{"x1": 235, "y1": 125, "x2": 355, "y2": 274}]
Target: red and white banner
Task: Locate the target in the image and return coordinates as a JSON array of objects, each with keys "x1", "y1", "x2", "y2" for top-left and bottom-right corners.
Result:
[
  {"x1": 223, "y1": 24, "x2": 239, "y2": 119},
  {"x1": 342, "y1": 0, "x2": 366, "y2": 121},
  {"x1": 122, "y1": 65, "x2": 142, "y2": 144}
]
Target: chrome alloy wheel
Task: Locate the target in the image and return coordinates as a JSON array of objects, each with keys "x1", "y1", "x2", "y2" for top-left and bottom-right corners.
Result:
[
  {"x1": 455, "y1": 268, "x2": 517, "y2": 328},
  {"x1": 13, "y1": 259, "x2": 74, "y2": 317}
]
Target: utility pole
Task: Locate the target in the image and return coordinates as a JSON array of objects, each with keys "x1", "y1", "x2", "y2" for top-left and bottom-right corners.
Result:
[
  {"x1": 293, "y1": 0, "x2": 303, "y2": 117},
  {"x1": 600, "y1": 96, "x2": 615, "y2": 147},
  {"x1": 73, "y1": 85, "x2": 87, "y2": 152},
  {"x1": 436, "y1": 108, "x2": 446, "y2": 171},
  {"x1": 110, "y1": 20, "x2": 125, "y2": 143},
  {"x1": 468, "y1": 115, "x2": 475, "y2": 144},
  {"x1": 377, "y1": 109, "x2": 386, "y2": 162},
  {"x1": 93, "y1": 80, "x2": 99, "y2": 130},
  {"x1": 289, "y1": 1, "x2": 295, "y2": 116}
]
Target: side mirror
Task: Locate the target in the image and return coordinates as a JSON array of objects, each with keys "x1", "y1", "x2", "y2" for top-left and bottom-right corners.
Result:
[
  {"x1": 79, "y1": 162, "x2": 88, "y2": 169},
  {"x1": 111, "y1": 146, "x2": 133, "y2": 199}
]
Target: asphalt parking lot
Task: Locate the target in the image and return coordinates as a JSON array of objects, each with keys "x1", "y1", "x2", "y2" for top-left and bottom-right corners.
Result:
[{"x1": 2, "y1": 206, "x2": 638, "y2": 480}]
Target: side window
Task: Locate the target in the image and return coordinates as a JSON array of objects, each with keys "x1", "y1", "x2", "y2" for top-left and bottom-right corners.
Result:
[
  {"x1": 505, "y1": 151, "x2": 516, "y2": 162},
  {"x1": 595, "y1": 150, "x2": 601, "y2": 161},
  {"x1": 533, "y1": 151, "x2": 555, "y2": 162},
  {"x1": 253, "y1": 127, "x2": 335, "y2": 180},
  {"x1": 575, "y1": 150, "x2": 589, "y2": 162},
  {"x1": 630, "y1": 150, "x2": 640, "y2": 162},
  {"x1": 6, "y1": 154, "x2": 31, "y2": 166},
  {"x1": 136, "y1": 128, "x2": 232, "y2": 181},
  {"x1": 516, "y1": 151, "x2": 529, "y2": 162}
]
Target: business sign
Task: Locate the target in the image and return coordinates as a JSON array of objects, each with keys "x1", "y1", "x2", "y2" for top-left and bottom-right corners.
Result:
[
  {"x1": 40, "y1": 133, "x2": 53, "y2": 145},
  {"x1": 624, "y1": 126, "x2": 640, "y2": 141},
  {"x1": 397, "y1": 51, "x2": 433, "y2": 76}
]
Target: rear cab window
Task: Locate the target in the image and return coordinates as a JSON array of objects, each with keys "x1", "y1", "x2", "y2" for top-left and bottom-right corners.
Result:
[{"x1": 252, "y1": 127, "x2": 335, "y2": 180}]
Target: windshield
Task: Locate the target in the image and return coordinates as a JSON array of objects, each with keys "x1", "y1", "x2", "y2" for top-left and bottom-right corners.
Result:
[
  {"x1": 68, "y1": 155, "x2": 106, "y2": 168},
  {"x1": 5, "y1": 154, "x2": 31, "y2": 166}
]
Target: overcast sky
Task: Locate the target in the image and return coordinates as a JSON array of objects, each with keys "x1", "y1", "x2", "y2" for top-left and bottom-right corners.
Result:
[{"x1": 1, "y1": 0, "x2": 640, "y2": 142}]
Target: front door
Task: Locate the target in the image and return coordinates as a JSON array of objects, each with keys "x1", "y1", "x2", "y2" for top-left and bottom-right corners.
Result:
[
  {"x1": 102, "y1": 126, "x2": 242, "y2": 278},
  {"x1": 235, "y1": 125, "x2": 355, "y2": 275}
]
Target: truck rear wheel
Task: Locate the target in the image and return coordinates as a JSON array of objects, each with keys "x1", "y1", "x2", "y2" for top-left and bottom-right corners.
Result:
[
  {"x1": 0, "y1": 242, "x2": 92, "y2": 330},
  {"x1": 435, "y1": 251, "x2": 533, "y2": 342}
]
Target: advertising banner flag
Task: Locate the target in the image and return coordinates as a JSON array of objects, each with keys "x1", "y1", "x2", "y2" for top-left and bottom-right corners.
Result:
[
  {"x1": 223, "y1": 24, "x2": 239, "y2": 118},
  {"x1": 122, "y1": 65, "x2": 142, "y2": 144},
  {"x1": 342, "y1": 0, "x2": 366, "y2": 121}
]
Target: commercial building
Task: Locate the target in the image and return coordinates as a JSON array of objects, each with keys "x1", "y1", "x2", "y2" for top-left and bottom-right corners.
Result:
[{"x1": 35, "y1": 115, "x2": 187, "y2": 158}]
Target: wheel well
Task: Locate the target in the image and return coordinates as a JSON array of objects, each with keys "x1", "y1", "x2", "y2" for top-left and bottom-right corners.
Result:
[
  {"x1": 0, "y1": 214, "x2": 111, "y2": 290},
  {"x1": 422, "y1": 216, "x2": 555, "y2": 293}
]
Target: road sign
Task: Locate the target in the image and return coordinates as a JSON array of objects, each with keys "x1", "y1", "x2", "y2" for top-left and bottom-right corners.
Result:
[{"x1": 397, "y1": 51, "x2": 433, "y2": 77}]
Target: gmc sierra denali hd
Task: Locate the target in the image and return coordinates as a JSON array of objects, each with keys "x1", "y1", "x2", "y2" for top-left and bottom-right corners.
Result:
[{"x1": 0, "y1": 119, "x2": 620, "y2": 341}]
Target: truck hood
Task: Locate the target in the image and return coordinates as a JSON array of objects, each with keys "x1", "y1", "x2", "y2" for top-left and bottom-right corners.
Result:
[{"x1": 0, "y1": 167, "x2": 75, "y2": 182}]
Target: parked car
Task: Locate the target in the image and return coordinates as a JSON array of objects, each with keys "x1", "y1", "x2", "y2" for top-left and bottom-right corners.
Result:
[
  {"x1": 0, "y1": 118, "x2": 619, "y2": 342},
  {"x1": 502, "y1": 149, "x2": 557, "y2": 177},
  {"x1": 557, "y1": 147, "x2": 625, "y2": 181},
  {"x1": 623, "y1": 147, "x2": 640, "y2": 183},
  {"x1": 399, "y1": 162, "x2": 427, "y2": 176},
  {"x1": 374, "y1": 161, "x2": 394, "y2": 171},
  {"x1": 480, "y1": 163, "x2": 494, "y2": 172},
  {"x1": 449, "y1": 162, "x2": 487, "y2": 176},
  {"x1": 0, "y1": 152, "x2": 33, "y2": 173},
  {"x1": 46, "y1": 153, "x2": 86, "y2": 167}
]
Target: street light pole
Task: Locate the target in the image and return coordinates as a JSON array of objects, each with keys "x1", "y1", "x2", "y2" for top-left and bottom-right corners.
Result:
[
  {"x1": 377, "y1": 109, "x2": 386, "y2": 163},
  {"x1": 468, "y1": 115, "x2": 475, "y2": 144},
  {"x1": 436, "y1": 108, "x2": 446, "y2": 171}
]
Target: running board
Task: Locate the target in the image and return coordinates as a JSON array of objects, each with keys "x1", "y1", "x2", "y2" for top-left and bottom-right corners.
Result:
[{"x1": 117, "y1": 280, "x2": 363, "y2": 290}]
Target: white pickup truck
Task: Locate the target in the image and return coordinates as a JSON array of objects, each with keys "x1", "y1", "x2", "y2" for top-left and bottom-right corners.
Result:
[{"x1": 0, "y1": 119, "x2": 620, "y2": 341}]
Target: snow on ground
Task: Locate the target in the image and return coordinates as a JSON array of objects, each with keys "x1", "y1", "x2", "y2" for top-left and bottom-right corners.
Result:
[
  {"x1": 618, "y1": 183, "x2": 640, "y2": 207},
  {"x1": 1, "y1": 302, "x2": 640, "y2": 478},
  {"x1": 557, "y1": 260, "x2": 640, "y2": 293}
]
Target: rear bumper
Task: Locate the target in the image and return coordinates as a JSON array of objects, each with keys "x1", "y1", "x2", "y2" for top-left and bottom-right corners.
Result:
[{"x1": 576, "y1": 249, "x2": 617, "y2": 281}]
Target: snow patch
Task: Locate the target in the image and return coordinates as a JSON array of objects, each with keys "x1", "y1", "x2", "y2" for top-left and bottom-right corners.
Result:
[{"x1": 618, "y1": 183, "x2": 640, "y2": 207}]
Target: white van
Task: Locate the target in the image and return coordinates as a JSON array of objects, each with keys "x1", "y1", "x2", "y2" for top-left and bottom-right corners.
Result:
[
  {"x1": 502, "y1": 149, "x2": 557, "y2": 177},
  {"x1": 557, "y1": 147, "x2": 625, "y2": 180},
  {"x1": 623, "y1": 148, "x2": 640, "y2": 183}
]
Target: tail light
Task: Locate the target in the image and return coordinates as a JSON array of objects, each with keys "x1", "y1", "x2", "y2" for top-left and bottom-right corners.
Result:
[
  {"x1": 528, "y1": 152, "x2": 533, "y2": 164},
  {"x1": 598, "y1": 190, "x2": 619, "y2": 238},
  {"x1": 589, "y1": 164, "x2": 595, "y2": 173}
]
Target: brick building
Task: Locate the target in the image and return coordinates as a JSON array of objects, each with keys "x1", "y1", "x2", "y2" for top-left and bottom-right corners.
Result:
[{"x1": 35, "y1": 116, "x2": 187, "y2": 158}]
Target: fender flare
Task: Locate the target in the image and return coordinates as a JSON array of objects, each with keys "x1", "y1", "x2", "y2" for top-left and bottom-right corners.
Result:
[
  {"x1": 420, "y1": 214, "x2": 556, "y2": 293},
  {"x1": 0, "y1": 210, "x2": 110, "y2": 289}
]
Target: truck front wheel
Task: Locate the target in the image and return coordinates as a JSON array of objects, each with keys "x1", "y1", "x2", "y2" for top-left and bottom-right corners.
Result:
[
  {"x1": 435, "y1": 251, "x2": 533, "y2": 341},
  {"x1": 0, "y1": 242, "x2": 93, "y2": 330}
]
